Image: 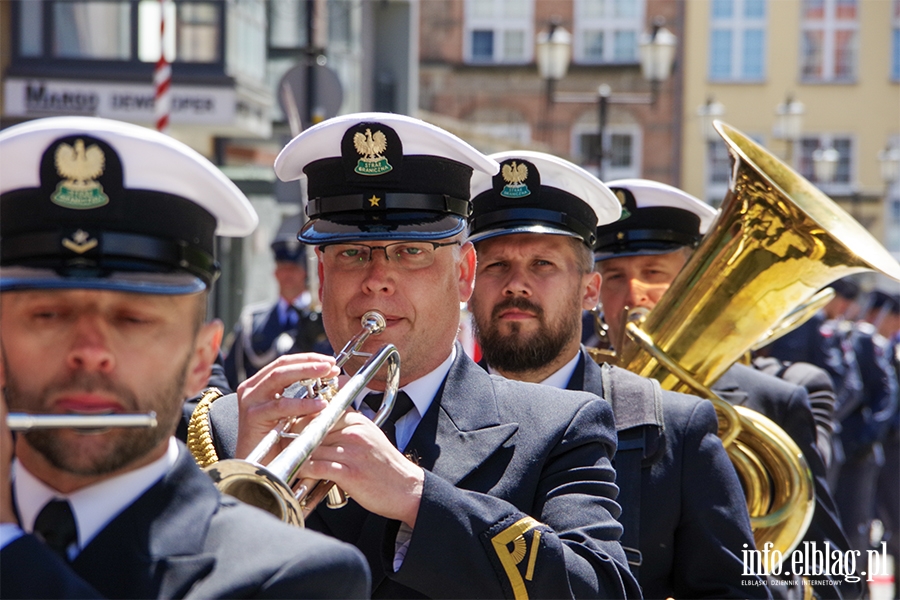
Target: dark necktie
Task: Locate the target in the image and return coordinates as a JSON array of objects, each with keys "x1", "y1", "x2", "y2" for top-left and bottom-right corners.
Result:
[
  {"x1": 284, "y1": 304, "x2": 301, "y2": 328},
  {"x1": 363, "y1": 390, "x2": 415, "y2": 448},
  {"x1": 33, "y1": 499, "x2": 77, "y2": 561}
]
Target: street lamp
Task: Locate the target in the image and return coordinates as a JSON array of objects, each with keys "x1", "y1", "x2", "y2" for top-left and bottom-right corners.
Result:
[
  {"x1": 639, "y1": 17, "x2": 678, "y2": 104},
  {"x1": 878, "y1": 145, "x2": 900, "y2": 185},
  {"x1": 812, "y1": 145, "x2": 839, "y2": 185},
  {"x1": 697, "y1": 96, "x2": 726, "y2": 142},
  {"x1": 535, "y1": 20, "x2": 572, "y2": 105},
  {"x1": 536, "y1": 17, "x2": 677, "y2": 179},
  {"x1": 773, "y1": 94, "x2": 805, "y2": 163}
]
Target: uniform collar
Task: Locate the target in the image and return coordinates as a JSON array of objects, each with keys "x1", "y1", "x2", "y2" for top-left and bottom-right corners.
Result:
[
  {"x1": 13, "y1": 437, "x2": 178, "y2": 553},
  {"x1": 485, "y1": 350, "x2": 580, "y2": 390},
  {"x1": 354, "y1": 345, "x2": 457, "y2": 420}
]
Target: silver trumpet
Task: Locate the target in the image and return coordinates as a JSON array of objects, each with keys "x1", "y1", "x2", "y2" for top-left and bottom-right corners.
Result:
[
  {"x1": 204, "y1": 310, "x2": 401, "y2": 526},
  {"x1": 7, "y1": 412, "x2": 158, "y2": 431}
]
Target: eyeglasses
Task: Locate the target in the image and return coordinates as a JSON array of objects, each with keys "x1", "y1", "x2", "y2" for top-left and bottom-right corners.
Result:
[{"x1": 320, "y1": 241, "x2": 460, "y2": 271}]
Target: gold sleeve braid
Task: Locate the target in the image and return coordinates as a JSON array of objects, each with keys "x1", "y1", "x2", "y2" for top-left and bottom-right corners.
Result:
[{"x1": 186, "y1": 388, "x2": 224, "y2": 468}]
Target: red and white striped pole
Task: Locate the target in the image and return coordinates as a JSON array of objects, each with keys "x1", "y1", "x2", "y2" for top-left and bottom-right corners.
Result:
[{"x1": 153, "y1": 0, "x2": 171, "y2": 133}]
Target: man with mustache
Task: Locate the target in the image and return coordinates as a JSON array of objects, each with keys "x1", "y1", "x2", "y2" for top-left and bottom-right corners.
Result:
[
  {"x1": 201, "y1": 113, "x2": 641, "y2": 598},
  {"x1": 0, "y1": 117, "x2": 370, "y2": 598},
  {"x1": 468, "y1": 151, "x2": 765, "y2": 599},
  {"x1": 594, "y1": 179, "x2": 860, "y2": 599}
]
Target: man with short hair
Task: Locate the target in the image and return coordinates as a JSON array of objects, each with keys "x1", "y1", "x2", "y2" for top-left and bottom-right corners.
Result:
[
  {"x1": 468, "y1": 151, "x2": 765, "y2": 599},
  {"x1": 223, "y1": 229, "x2": 329, "y2": 388},
  {"x1": 204, "y1": 113, "x2": 640, "y2": 598},
  {"x1": 594, "y1": 178, "x2": 860, "y2": 599},
  {"x1": 0, "y1": 116, "x2": 370, "y2": 599}
]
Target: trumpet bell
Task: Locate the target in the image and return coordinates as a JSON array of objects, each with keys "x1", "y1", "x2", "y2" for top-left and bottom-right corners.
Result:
[{"x1": 206, "y1": 459, "x2": 304, "y2": 526}]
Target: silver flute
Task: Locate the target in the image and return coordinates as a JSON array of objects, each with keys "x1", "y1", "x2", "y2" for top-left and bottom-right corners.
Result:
[{"x1": 7, "y1": 412, "x2": 158, "y2": 431}]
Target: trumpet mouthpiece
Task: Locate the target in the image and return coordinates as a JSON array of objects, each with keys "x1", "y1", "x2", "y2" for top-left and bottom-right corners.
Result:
[{"x1": 360, "y1": 311, "x2": 387, "y2": 335}]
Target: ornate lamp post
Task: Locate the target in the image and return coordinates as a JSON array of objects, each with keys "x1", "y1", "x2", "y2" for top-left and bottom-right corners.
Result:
[
  {"x1": 535, "y1": 21, "x2": 572, "y2": 105},
  {"x1": 536, "y1": 17, "x2": 676, "y2": 178},
  {"x1": 812, "y1": 145, "x2": 839, "y2": 185},
  {"x1": 697, "y1": 96, "x2": 726, "y2": 142},
  {"x1": 774, "y1": 94, "x2": 805, "y2": 164}
]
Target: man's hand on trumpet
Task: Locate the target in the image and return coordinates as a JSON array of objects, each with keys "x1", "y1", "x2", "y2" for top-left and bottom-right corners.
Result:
[
  {"x1": 0, "y1": 392, "x2": 17, "y2": 527},
  {"x1": 234, "y1": 351, "x2": 424, "y2": 528},
  {"x1": 234, "y1": 352, "x2": 338, "y2": 460}
]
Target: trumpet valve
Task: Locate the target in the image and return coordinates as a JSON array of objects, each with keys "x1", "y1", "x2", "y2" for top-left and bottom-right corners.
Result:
[{"x1": 325, "y1": 486, "x2": 348, "y2": 509}]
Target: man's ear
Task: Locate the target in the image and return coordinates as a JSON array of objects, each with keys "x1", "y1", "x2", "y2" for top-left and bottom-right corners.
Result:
[
  {"x1": 183, "y1": 319, "x2": 224, "y2": 398},
  {"x1": 316, "y1": 248, "x2": 325, "y2": 303},
  {"x1": 582, "y1": 271, "x2": 602, "y2": 311},
  {"x1": 458, "y1": 241, "x2": 477, "y2": 302}
]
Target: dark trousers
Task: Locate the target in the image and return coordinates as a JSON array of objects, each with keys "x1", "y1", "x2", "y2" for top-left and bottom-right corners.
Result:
[{"x1": 835, "y1": 444, "x2": 883, "y2": 554}]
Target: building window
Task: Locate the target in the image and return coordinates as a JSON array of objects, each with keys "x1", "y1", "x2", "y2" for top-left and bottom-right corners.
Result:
[
  {"x1": 464, "y1": 0, "x2": 532, "y2": 64},
  {"x1": 15, "y1": 0, "x2": 224, "y2": 65},
  {"x1": 798, "y1": 135, "x2": 854, "y2": 190},
  {"x1": 573, "y1": 0, "x2": 643, "y2": 64},
  {"x1": 53, "y1": 1, "x2": 132, "y2": 60},
  {"x1": 708, "y1": 0, "x2": 767, "y2": 81},
  {"x1": 269, "y1": 0, "x2": 309, "y2": 49},
  {"x1": 800, "y1": 0, "x2": 858, "y2": 82},
  {"x1": 572, "y1": 123, "x2": 641, "y2": 179},
  {"x1": 138, "y1": 0, "x2": 220, "y2": 63},
  {"x1": 704, "y1": 139, "x2": 732, "y2": 206},
  {"x1": 18, "y1": 0, "x2": 44, "y2": 57},
  {"x1": 892, "y1": 0, "x2": 900, "y2": 81}
]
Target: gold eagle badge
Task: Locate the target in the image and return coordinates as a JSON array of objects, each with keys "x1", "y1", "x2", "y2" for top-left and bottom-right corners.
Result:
[
  {"x1": 51, "y1": 139, "x2": 109, "y2": 209},
  {"x1": 352, "y1": 128, "x2": 393, "y2": 176},
  {"x1": 500, "y1": 161, "x2": 530, "y2": 198}
]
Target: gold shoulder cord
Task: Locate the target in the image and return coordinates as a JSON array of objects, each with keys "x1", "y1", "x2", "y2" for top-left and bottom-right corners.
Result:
[{"x1": 186, "y1": 388, "x2": 224, "y2": 468}]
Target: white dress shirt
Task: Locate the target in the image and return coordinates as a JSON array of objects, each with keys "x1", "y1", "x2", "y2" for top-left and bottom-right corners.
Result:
[
  {"x1": 351, "y1": 346, "x2": 457, "y2": 571},
  {"x1": 487, "y1": 350, "x2": 581, "y2": 390},
  {"x1": 4, "y1": 437, "x2": 179, "y2": 558}
]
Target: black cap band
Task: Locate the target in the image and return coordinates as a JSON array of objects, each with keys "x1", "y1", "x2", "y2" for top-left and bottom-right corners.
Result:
[
  {"x1": 304, "y1": 155, "x2": 473, "y2": 211},
  {"x1": 309, "y1": 192, "x2": 470, "y2": 219},
  {"x1": 1, "y1": 229, "x2": 218, "y2": 285},
  {"x1": 594, "y1": 205, "x2": 702, "y2": 257},
  {"x1": 470, "y1": 206, "x2": 596, "y2": 246}
]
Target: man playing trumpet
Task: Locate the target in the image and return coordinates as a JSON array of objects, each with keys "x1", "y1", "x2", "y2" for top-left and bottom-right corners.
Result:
[{"x1": 203, "y1": 112, "x2": 640, "y2": 598}]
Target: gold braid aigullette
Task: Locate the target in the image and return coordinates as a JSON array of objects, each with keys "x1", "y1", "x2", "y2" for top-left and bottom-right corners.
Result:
[{"x1": 187, "y1": 388, "x2": 224, "y2": 468}]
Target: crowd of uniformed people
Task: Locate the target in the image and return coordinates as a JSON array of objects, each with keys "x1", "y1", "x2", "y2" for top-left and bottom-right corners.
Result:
[{"x1": 0, "y1": 112, "x2": 897, "y2": 600}]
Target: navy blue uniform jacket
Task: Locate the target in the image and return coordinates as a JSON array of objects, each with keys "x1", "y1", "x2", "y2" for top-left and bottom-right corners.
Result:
[
  {"x1": 571, "y1": 350, "x2": 766, "y2": 599},
  {"x1": 208, "y1": 346, "x2": 641, "y2": 599},
  {"x1": 0, "y1": 443, "x2": 370, "y2": 599}
]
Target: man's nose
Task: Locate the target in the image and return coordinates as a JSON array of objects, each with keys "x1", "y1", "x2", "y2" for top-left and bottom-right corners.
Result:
[
  {"x1": 66, "y1": 316, "x2": 115, "y2": 373},
  {"x1": 502, "y1": 265, "x2": 532, "y2": 297},
  {"x1": 625, "y1": 278, "x2": 656, "y2": 310},
  {"x1": 361, "y1": 249, "x2": 397, "y2": 295}
]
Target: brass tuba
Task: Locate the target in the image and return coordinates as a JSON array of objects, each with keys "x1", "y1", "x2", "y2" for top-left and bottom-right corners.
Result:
[
  {"x1": 188, "y1": 311, "x2": 401, "y2": 526},
  {"x1": 600, "y1": 120, "x2": 900, "y2": 567}
]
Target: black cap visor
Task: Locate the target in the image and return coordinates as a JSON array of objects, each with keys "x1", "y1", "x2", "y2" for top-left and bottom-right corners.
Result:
[
  {"x1": 299, "y1": 212, "x2": 466, "y2": 244},
  {"x1": 0, "y1": 266, "x2": 205, "y2": 294}
]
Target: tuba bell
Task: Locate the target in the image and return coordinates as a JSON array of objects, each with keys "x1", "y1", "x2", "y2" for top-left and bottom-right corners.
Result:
[{"x1": 598, "y1": 120, "x2": 900, "y2": 568}]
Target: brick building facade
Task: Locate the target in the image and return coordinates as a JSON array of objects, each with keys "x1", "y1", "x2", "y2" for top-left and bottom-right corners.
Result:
[{"x1": 418, "y1": 0, "x2": 684, "y2": 186}]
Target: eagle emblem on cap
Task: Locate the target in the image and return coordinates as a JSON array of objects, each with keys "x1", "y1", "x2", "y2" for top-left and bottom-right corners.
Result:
[
  {"x1": 500, "y1": 161, "x2": 530, "y2": 198},
  {"x1": 51, "y1": 139, "x2": 109, "y2": 209},
  {"x1": 353, "y1": 128, "x2": 393, "y2": 176},
  {"x1": 615, "y1": 190, "x2": 631, "y2": 221}
]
